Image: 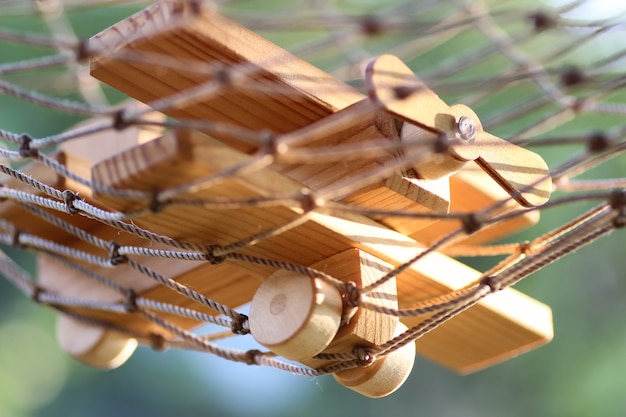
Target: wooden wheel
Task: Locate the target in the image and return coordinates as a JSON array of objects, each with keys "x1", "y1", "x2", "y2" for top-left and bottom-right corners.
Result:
[
  {"x1": 57, "y1": 315, "x2": 138, "y2": 370},
  {"x1": 250, "y1": 271, "x2": 343, "y2": 361}
]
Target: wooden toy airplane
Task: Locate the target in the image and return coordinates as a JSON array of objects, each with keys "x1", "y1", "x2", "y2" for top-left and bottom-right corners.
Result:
[{"x1": 1, "y1": 0, "x2": 554, "y2": 397}]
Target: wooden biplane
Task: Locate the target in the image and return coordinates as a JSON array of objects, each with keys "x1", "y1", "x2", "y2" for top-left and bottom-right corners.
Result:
[{"x1": 1, "y1": 0, "x2": 554, "y2": 397}]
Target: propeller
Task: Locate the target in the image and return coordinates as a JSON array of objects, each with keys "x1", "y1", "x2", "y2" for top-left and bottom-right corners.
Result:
[{"x1": 365, "y1": 54, "x2": 552, "y2": 207}]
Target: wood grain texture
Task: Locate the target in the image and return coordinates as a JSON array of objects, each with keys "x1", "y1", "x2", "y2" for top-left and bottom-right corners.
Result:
[
  {"x1": 86, "y1": 130, "x2": 552, "y2": 373},
  {"x1": 89, "y1": 0, "x2": 363, "y2": 153},
  {"x1": 416, "y1": 167, "x2": 541, "y2": 247},
  {"x1": 0, "y1": 0, "x2": 556, "y2": 376},
  {"x1": 88, "y1": 0, "x2": 538, "y2": 243},
  {"x1": 56, "y1": 313, "x2": 138, "y2": 370},
  {"x1": 299, "y1": 249, "x2": 398, "y2": 369},
  {"x1": 334, "y1": 322, "x2": 416, "y2": 398},
  {"x1": 0, "y1": 125, "x2": 552, "y2": 373},
  {"x1": 0, "y1": 159, "x2": 82, "y2": 245},
  {"x1": 366, "y1": 55, "x2": 552, "y2": 207},
  {"x1": 249, "y1": 270, "x2": 343, "y2": 361}
]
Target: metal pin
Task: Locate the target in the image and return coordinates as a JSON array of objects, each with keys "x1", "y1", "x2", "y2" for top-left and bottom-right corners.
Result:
[{"x1": 457, "y1": 116, "x2": 476, "y2": 142}]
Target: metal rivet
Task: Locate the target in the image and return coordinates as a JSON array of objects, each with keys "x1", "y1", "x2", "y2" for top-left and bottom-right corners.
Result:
[{"x1": 457, "y1": 116, "x2": 476, "y2": 142}]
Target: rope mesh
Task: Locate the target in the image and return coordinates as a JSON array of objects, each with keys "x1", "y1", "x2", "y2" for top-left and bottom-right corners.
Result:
[{"x1": 1, "y1": 0, "x2": 625, "y2": 379}]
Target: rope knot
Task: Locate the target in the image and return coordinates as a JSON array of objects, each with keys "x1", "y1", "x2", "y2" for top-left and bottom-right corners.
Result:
[
  {"x1": 257, "y1": 130, "x2": 281, "y2": 156},
  {"x1": 19, "y1": 134, "x2": 38, "y2": 158},
  {"x1": 108, "y1": 241, "x2": 128, "y2": 266},
  {"x1": 480, "y1": 275, "x2": 501, "y2": 293},
  {"x1": 148, "y1": 190, "x2": 164, "y2": 213},
  {"x1": 518, "y1": 240, "x2": 532, "y2": 255},
  {"x1": 243, "y1": 349, "x2": 262, "y2": 366},
  {"x1": 353, "y1": 346, "x2": 376, "y2": 367},
  {"x1": 528, "y1": 11, "x2": 558, "y2": 32},
  {"x1": 613, "y1": 212, "x2": 626, "y2": 229},
  {"x1": 30, "y1": 285, "x2": 43, "y2": 303},
  {"x1": 461, "y1": 213, "x2": 483, "y2": 235},
  {"x1": 112, "y1": 109, "x2": 131, "y2": 131},
  {"x1": 340, "y1": 281, "x2": 360, "y2": 326},
  {"x1": 124, "y1": 289, "x2": 138, "y2": 313},
  {"x1": 204, "y1": 246, "x2": 227, "y2": 265},
  {"x1": 230, "y1": 314, "x2": 249, "y2": 335},
  {"x1": 360, "y1": 15, "x2": 384, "y2": 36},
  {"x1": 609, "y1": 189, "x2": 626, "y2": 210},
  {"x1": 10, "y1": 228, "x2": 22, "y2": 249},
  {"x1": 587, "y1": 131, "x2": 610, "y2": 153},
  {"x1": 149, "y1": 333, "x2": 167, "y2": 351},
  {"x1": 342, "y1": 281, "x2": 361, "y2": 309},
  {"x1": 74, "y1": 39, "x2": 92, "y2": 61},
  {"x1": 298, "y1": 190, "x2": 324, "y2": 213},
  {"x1": 62, "y1": 190, "x2": 80, "y2": 214},
  {"x1": 212, "y1": 63, "x2": 232, "y2": 86},
  {"x1": 560, "y1": 66, "x2": 587, "y2": 88}
]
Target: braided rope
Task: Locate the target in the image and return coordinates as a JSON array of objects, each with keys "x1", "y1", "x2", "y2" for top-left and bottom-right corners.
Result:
[{"x1": 0, "y1": 0, "x2": 625, "y2": 383}]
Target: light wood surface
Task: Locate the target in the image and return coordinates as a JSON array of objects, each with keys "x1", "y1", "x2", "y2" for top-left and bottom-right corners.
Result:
[
  {"x1": 334, "y1": 322, "x2": 416, "y2": 398},
  {"x1": 87, "y1": 130, "x2": 551, "y2": 374},
  {"x1": 298, "y1": 249, "x2": 399, "y2": 370},
  {"x1": 89, "y1": 0, "x2": 363, "y2": 154},
  {"x1": 89, "y1": 0, "x2": 539, "y2": 243},
  {"x1": 56, "y1": 313, "x2": 138, "y2": 369},
  {"x1": 249, "y1": 270, "x2": 343, "y2": 361},
  {"x1": 1, "y1": 118, "x2": 552, "y2": 379},
  {"x1": 366, "y1": 54, "x2": 552, "y2": 208},
  {"x1": 0, "y1": 0, "x2": 558, "y2": 395}
]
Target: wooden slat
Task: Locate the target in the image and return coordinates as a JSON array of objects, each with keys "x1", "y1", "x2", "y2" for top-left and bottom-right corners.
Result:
[
  {"x1": 0, "y1": 126, "x2": 552, "y2": 372},
  {"x1": 366, "y1": 55, "x2": 552, "y2": 208},
  {"x1": 0, "y1": 160, "x2": 80, "y2": 244},
  {"x1": 416, "y1": 167, "x2": 541, "y2": 246},
  {"x1": 0, "y1": 0, "x2": 553, "y2": 375},
  {"x1": 300, "y1": 248, "x2": 399, "y2": 369},
  {"x1": 83, "y1": 130, "x2": 552, "y2": 372},
  {"x1": 88, "y1": 0, "x2": 537, "y2": 244},
  {"x1": 89, "y1": 0, "x2": 363, "y2": 153}
]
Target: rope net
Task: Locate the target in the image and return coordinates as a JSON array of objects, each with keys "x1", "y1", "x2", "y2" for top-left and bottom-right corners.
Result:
[{"x1": 1, "y1": 0, "x2": 625, "y2": 384}]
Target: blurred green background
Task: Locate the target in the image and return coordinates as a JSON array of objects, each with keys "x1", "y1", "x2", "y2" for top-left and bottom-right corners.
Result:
[{"x1": 1, "y1": 1, "x2": 626, "y2": 416}]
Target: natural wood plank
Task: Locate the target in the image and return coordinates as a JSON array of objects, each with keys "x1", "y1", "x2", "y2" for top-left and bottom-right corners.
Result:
[
  {"x1": 0, "y1": 126, "x2": 551, "y2": 373},
  {"x1": 366, "y1": 54, "x2": 552, "y2": 208},
  {"x1": 84, "y1": 130, "x2": 552, "y2": 372},
  {"x1": 0, "y1": 159, "x2": 81, "y2": 244},
  {"x1": 300, "y1": 248, "x2": 398, "y2": 369},
  {"x1": 334, "y1": 321, "x2": 415, "y2": 398},
  {"x1": 88, "y1": 0, "x2": 537, "y2": 244},
  {"x1": 0, "y1": 0, "x2": 553, "y2": 377},
  {"x1": 416, "y1": 167, "x2": 541, "y2": 246},
  {"x1": 89, "y1": 0, "x2": 363, "y2": 153}
]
